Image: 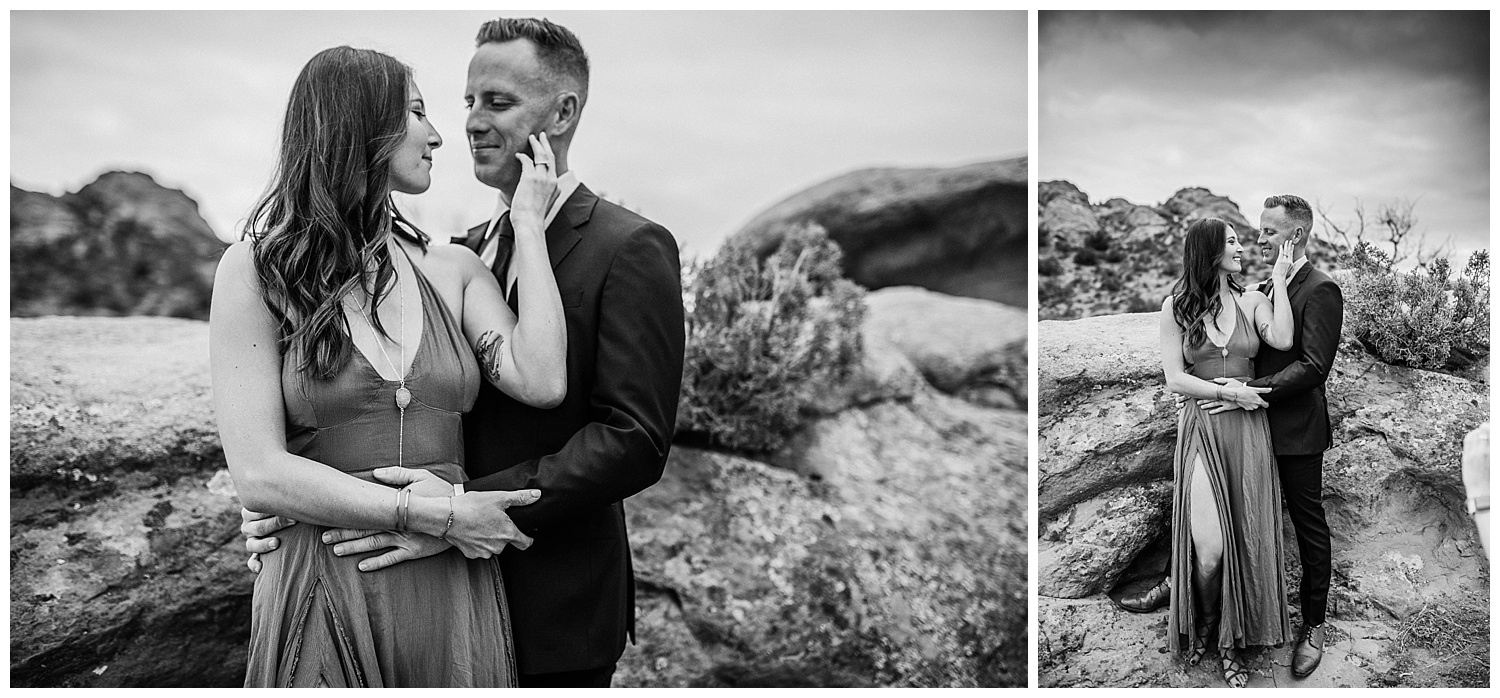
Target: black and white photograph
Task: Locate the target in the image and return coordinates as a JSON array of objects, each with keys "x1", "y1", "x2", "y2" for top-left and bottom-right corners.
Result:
[
  {"x1": 8, "y1": 10, "x2": 1028, "y2": 687},
  {"x1": 1036, "y1": 10, "x2": 1490, "y2": 688}
]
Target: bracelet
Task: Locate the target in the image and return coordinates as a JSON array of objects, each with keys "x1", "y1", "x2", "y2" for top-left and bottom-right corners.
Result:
[
  {"x1": 397, "y1": 487, "x2": 412, "y2": 532},
  {"x1": 1215, "y1": 386, "x2": 1224, "y2": 401},
  {"x1": 1468, "y1": 493, "x2": 1490, "y2": 515},
  {"x1": 439, "y1": 496, "x2": 455, "y2": 541}
]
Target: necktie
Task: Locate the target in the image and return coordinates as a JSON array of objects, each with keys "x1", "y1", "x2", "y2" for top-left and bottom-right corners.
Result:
[{"x1": 489, "y1": 211, "x2": 517, "y2": 304}]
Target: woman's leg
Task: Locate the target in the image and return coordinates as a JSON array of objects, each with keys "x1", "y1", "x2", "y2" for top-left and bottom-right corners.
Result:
[{"x1": 1187, "y1": 451, "x2": 1224, "y2": 664}]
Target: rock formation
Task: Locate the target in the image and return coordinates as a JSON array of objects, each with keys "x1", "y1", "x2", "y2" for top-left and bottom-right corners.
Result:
[
  {"x1": 1038, "y1": 181, "x2": 1344, "y2": 321},
  {"x1": 10, "y1": 294, "x2": 1026, "y2": 686},
  {"x1": 731, "y1": 158, "x2": 1027, "y2": 308},
  {"x1": 10, "y1": 172, "x2": 226, "y2": 320},
  {"x1": 1037, "y1": 312, "x2": 1489, "y2": 687}
]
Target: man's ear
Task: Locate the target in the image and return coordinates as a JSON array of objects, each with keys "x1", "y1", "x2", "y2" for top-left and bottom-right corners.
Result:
[{"x1": 548, "y1": 92, "x2": 581, "y2": 137}]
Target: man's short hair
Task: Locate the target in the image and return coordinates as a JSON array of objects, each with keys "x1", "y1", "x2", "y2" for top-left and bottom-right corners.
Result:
[
  {"x1": 476, "y1": 18, "x2": 589, "y2": 105},
  {"x1": 1264, "y1": 194, "x2": 1314, "y2": 232}
]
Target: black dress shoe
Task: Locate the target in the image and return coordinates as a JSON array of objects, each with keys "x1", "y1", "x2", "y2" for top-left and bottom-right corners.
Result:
[
  {"x1": 1114, "y1": 578, "x2": 1170, "y2": 613},
  {"x1": 1292, "y1": 623, "x2": 1326, "y2": 678}
]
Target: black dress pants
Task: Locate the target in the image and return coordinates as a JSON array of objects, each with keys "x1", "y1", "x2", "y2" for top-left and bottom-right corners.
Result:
[
  {"x1": 1276, "y1": 452, "x2": 1331, "y2": 627},
  {"x1": 519, "y1": 663, "x2": 616, "y2": 688}
]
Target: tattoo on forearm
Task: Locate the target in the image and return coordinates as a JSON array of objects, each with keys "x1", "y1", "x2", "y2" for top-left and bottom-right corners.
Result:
[{"x1": 477, "y1": 330, "x2": 506, "y2": 384}]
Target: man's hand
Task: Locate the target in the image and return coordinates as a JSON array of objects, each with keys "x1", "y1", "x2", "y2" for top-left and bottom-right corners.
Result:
[
  {"x1": 242, "y1": 508, "x2": 296, "y2": 574},
  {"x1": 1172, "y1": 391, "x2": 1242, "y2": 415},
  {"x1": 322, "y1": 528, "x2": 453, "y2": 572},
  {"x1": 1196, "y1": 398, "x2": 1243, "y2": 415}
]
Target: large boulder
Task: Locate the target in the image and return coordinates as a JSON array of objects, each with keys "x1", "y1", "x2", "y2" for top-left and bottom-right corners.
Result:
[
  {"x1": 11, "y1": 313, "x2": 1026, "y2": 687},
  {"x1": 620, "y1": 393, "x2": 1027, "y2": 687},
  {"x1": 731, "y1": 159, "x2": 1027, "y2": 307},
  {"x1": 1037, "y1": 312, "x2": 1489, "y2": 686},
  {"x1": 864, "y1": 287, "x2": 1027, "y2": 409},
  {"x1": 10, "y1": 317, "x2": 247, "y2": 687},
  {"x1": 10, "y1": 172, "x2": 226, "y2": 320}
]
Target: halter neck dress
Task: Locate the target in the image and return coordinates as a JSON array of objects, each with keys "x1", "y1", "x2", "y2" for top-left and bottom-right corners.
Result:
[
  {"x1": 244, "y1": 254, "x2": 517, "y2": 687},
  {"x1": 1167, "y1": 297, "x2": 1291, "y2": 653}
]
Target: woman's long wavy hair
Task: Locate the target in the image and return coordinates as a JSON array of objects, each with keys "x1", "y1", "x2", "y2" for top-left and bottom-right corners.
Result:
[
  {"x1": 245, "y1": 46, "x2": 428, "y2": 379},
  {"x1": 1171, "y1": 218, "x2": 1244, "y2": 349}
]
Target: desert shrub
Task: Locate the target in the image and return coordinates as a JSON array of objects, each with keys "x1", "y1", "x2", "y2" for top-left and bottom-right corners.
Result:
[
  {"x1": 1038, "y1": 277, "x2": 1069, "y2": 307},
  {"x1": 1342, "y1": 242, "x2": 1489, "y2": 371},
  {"x1": 1084, "y1": 228, "x2": 1111, "y2": 252},
  {"x1": 1126, "y1": 294, "x2": 1159, "y2": 314},
  {"x1": 1072, "y1": 248, "x2": 1098, "y2": 267},
  {"x1": 1037, "y1": 256, "x2": 1063, "y2": 277},
  {"x1": 1103, "y1": 248, "x2": 1128, "y2": 264},
  {"x1": 1098, "y1": 268, "x2": 1125, "y2": 293},
  {"x1": 678, "y1": 224, "x2": 865, "y2": 452}
]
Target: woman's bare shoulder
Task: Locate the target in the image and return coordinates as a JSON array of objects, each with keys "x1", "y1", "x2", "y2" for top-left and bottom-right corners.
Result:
[
  {"x1": 1238, "y1": 288, "x2": 1270, "y2": 311},
  {"x1": 215, "y1": 240, "x2": 260, "y2": 286},
  {"x1": 422, "y1": 242, "x2": 485, "y2": 276}
]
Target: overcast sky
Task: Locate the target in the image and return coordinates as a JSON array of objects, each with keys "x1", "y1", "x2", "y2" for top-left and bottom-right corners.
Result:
[
  {"x1": 11, "y1": 10, "x2": 1027, "y2": 260},
  {"x1": 1040, "y1": 11, "x2": 1489, "y2": 267}
]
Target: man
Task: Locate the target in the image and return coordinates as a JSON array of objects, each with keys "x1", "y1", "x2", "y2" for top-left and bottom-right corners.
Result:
[
  {"x1": 244, "y1": 18, "x2": 685, "y2": 687},
  {"x1": 1118, "y1": 194, "x2": 1341, "y2": 680}
]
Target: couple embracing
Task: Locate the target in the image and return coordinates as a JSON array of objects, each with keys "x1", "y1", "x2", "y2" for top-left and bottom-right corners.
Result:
[
  {"x1": 1117, "y1": 195, "x2": 1343, "y2": 687},
  {"x1": 210, "y1": 18, "x2": 685, "y2": 687}
]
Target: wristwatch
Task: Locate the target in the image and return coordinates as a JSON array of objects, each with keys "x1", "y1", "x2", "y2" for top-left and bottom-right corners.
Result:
[{"x1": 1467, "y1": 493, "x2": 1489, "y2": 515}]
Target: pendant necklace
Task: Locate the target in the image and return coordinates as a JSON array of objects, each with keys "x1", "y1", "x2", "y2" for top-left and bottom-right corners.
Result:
[{"x1": 367, "y1": 264, "x2": 409, "y2": 467}]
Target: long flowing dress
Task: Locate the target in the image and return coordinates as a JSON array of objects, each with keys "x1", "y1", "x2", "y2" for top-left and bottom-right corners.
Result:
[
  {"x1": 1167, "y1": 299, "x2": 1291, "y2": 653},
  {"x1": 244, "y1": 260, "x2": 517, "y2": 687}
]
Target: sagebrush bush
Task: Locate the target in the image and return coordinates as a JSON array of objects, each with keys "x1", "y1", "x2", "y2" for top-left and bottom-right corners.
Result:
[
  {"x1": 1038, "y1": 256, "x2": 1063, "y2": 277},
  {"x1": 1073, "y1": 248, "x2": 1098, "y2": 267},
  {"x1": 1342, "y1": 242, "x2": 1489, "y2": 371},
  {"x1": 678, "y1": 224, "x2": 866, "y2": 452}
]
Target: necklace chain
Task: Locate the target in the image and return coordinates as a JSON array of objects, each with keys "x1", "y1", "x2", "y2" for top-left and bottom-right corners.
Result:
[{"x1": 365, "y1": 255, "x2": 407, "y2": 468}]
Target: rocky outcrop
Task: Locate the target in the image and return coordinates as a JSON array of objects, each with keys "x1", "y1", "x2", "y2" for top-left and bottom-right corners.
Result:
[
  {"x1": 10, "y1": 311, "x2": 1026, "y2": 687},
  {"x1": 1037, "y1": 182, "x2": 1344, "y2": 321},
  {"x1": 1037, "y1": 312, "x2": 1489, "y2": 687},
  {"x1": 10, "y1": 318, "x2": 246, "y2": 687},
  {"x1": 10, "y1": 172, "x2": 226, "y2": 320},
  {"x1": 863, "y1": 287, "x2": 1027, "y2": 409},
  {"x1": 732, "y1": 159, "x2": 1027, "y2": 308}
]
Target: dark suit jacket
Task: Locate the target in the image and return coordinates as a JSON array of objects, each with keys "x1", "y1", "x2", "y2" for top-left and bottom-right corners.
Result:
[
  {"x1": 1249, "y1": 263, "x2": 1343, "y2": 456},
  {"x1": 453, "y1": 184, "x2": 684, "y2": 675}
]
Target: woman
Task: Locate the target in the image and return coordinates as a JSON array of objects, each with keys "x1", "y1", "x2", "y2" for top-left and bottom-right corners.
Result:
[
  {"x1": 210, "y1": 46, "x2": 565, "y2": 687},
  {"x1": 1158, "y1": 219, "x2": 1294, "y2": 687}
]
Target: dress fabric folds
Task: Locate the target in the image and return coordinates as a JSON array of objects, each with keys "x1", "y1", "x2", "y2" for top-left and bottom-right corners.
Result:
[
  {"x1": 245, "y1": 258, "x2": 517, "y2": 687},
  {"x1": 1167, "y1": 300, "x2": 1291, "y2": 652}
]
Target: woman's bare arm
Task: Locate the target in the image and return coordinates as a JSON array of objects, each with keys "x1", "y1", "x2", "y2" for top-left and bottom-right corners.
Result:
[
  {"x1": 459, "y1": 134, "x2": 567, "y2": 408},
  {"x1": 212, "y1": 241, "x2": 531, "y2": 558}
]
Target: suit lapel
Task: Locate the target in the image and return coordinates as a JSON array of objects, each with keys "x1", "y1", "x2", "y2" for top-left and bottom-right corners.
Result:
[
  {"x1": 544, "y1": 185, "x2": 598, "y2": 270},
  {"x1": 1286, "y1": 262, "x2": 1314, "y2": 302}
]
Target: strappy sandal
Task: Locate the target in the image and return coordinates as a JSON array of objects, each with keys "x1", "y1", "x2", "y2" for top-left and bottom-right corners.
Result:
[
  {"x1": 1221, "y1": 651, "x2": 1250, "y2": 688},
  {"x1": 1188, "y1": 612, "x2": 1217, "y2": 666}
]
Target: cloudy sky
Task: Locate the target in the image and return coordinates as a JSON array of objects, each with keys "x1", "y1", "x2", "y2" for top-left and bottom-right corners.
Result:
[
  {"x1": 1040, "y1": 11, "x2": 1489, "y2": 267},
  {"x1": 11, "y1": 10, "x2": 1027, "y2": 260}
]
